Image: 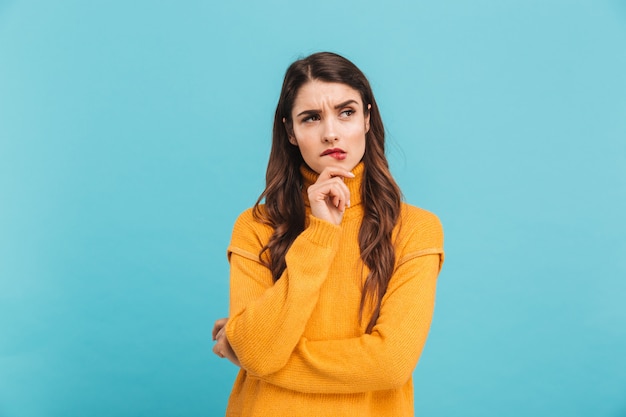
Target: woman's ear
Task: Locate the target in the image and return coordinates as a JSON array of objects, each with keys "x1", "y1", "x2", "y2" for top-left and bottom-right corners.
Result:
[
  {"x1": 283, "y1": 117, "x2": 298, "y2": 146},
  {"x1": 365, "y1": 104, "x2": 371, "y2": 133}
]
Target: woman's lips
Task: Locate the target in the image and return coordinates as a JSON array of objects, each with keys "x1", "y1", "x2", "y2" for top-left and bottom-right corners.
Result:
[
  {"x1": 327, "y1": 152, "x2": 347, "y2": 160},
  {"x1": 321, "y1": 148, "x2": 347, "y2": 160}
]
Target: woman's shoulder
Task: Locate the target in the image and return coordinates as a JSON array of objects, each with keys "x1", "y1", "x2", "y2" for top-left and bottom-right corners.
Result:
[
  {"x1": 230, "y1": 205, "x2": 274, "y2": 243},
  {"x1": 233, "y1": 205, "x2": 258, "y2": 224},
  {"x1": 396, "y1": 202, "x2": 444, "y2": 251},
  {"x1": 400, "y1": 203, "x2": 443, "y2": 232}
]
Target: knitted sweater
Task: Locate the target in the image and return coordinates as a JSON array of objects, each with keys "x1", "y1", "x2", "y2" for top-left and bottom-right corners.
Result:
[{"x1": 224, "y1": 163, "x2": 444, "y2": 417}]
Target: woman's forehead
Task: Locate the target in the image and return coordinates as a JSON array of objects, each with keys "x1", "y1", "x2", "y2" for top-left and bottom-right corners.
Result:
[{"x1": 293, "y1": 81, "x2": 362, "y2": 110}]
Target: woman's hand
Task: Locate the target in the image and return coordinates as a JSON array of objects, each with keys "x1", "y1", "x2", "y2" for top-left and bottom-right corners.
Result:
[
  {"x1": 212, "y1": 317, "x2": 241, "y2": 367},
  {"x1": 307, "y1": 167, "x2": 355, "y2": 225}
]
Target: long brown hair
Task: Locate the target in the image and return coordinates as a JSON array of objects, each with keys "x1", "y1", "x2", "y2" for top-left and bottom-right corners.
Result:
[{"x1": 253, "y1": 52, "x2": 402, "y2": 333}]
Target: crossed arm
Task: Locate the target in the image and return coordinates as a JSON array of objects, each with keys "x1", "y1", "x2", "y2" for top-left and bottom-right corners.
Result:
[{"x1": 213, "y1": 246, "x2": 441, "y2": 393}]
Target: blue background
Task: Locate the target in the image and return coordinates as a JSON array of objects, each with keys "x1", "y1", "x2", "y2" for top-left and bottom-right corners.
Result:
[{"x1": 1, "y1": 0, "x2": 625, "y2": 416}]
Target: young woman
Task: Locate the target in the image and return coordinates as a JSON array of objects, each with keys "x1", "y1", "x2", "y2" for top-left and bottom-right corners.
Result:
[{"x1": 212, "y1": 52, "x2": 444, "y2": 417}]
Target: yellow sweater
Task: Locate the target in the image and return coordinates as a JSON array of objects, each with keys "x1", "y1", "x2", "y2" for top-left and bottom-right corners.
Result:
[{"x1": 224, "y1": 163, "x2": 444, "y2": 417}]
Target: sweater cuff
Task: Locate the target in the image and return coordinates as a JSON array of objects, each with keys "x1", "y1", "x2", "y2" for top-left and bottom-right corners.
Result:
[{"x1": 303, "y1": 215, "x2": 341, "y2": 248}]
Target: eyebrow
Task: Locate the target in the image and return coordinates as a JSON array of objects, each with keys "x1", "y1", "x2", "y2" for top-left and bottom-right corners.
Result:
[{"x1": 296, "y1": 99, "x2": 359, "y2": 117}]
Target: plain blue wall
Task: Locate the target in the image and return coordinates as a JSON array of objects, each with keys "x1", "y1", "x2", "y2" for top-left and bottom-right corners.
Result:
[{"x1": 1, "y1": 0, "x2": 625, "y2": 416}]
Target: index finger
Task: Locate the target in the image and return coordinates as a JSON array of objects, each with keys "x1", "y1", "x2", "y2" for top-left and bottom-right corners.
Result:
[{"x1": 319, "y1": 167, "x2": 356, "y2": 180}]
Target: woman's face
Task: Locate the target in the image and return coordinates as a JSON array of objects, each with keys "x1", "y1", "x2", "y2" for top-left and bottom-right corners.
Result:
[{"x1": 288, "y1": 80, "x2": 370, "y2": 174}]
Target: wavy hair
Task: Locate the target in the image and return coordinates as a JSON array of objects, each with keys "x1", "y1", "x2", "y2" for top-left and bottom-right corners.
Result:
[{"x1": 253, "y1": 52, "x2": 402, "y2": 333}]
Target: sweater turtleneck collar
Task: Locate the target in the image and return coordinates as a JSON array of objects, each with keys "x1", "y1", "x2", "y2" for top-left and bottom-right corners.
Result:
[{"x1": 299, "y1": 162, "x2": 365, "y2": 209}]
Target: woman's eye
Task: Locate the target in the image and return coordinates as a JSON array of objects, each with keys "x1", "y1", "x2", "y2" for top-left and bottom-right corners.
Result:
[
  {"x1": 303, "y1": 115, "x2": 320, "y2": 123},
  {"x1": 340, "y1": 109, "x2": 354, "y2": 117}
]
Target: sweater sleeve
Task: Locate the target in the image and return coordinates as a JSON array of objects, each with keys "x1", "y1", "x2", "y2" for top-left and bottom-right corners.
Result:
[
  {"x1": 224, "y1": 211, "x2": 342, "y2": 376},
  {"x1": 254, "y1": 253, "x2": 442, "y2": 393},
  {"x1": 253, "y1": 210, "x2": 444, "y2": 394}
]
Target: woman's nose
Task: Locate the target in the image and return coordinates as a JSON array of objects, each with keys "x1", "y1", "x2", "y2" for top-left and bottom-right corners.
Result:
[{"x1": 322, "y1": 118, "x2": 338, "y2": 143}]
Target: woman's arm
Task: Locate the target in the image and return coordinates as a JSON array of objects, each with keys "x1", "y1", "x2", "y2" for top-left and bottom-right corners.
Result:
[
  {"x1": 224, "y1": 167, "x2": 354, "y2": 373},
  {"x1": 253, "y1": 252, "x2": 442, "y2": 394},
  {"x1": 224, "y1": 211, "x2": 342, "y2": 376}
]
